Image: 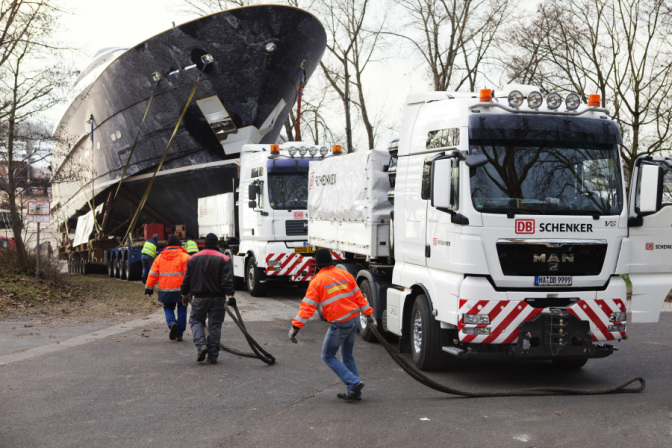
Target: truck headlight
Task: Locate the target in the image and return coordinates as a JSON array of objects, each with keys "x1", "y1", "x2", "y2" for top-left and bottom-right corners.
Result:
[
  {"x1": 546, "y1": 92, "x2": 562, "y2": 110},
  {"x1": 507, "y1": 90, "x2": 524, "y2": 108},
  {"x1": 609, "y1": 311, "x2": 627, "y2": 322},
  {"x1": 463, "y1": 314, "x2": 490, "y2": 325},
  {"x1": 528, "y1": 91, "x2": 543, "y2": 109},
  {"x1": 565, "y1": 93, "x2": 581, "y2": 110}
]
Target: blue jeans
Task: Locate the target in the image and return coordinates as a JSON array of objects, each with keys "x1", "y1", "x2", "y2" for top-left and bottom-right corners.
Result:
[
  {"x1": 163, "y1": 302, "x2": 187, "y2": 339},
  {"x1": 141, "y1": 254, "x2": 154, "y2": 280},
  {"x1": 321, "y1": 316, "x2": 362, "y2": 395}
]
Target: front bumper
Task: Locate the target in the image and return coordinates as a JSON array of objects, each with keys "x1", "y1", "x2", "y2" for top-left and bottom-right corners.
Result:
[{"x1": 457, "y1": 299, "x2": 626, "y2": 358}]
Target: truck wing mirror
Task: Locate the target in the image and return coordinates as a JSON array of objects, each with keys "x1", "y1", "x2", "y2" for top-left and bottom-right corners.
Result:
[
  {"x1": 465, "y1": 153, "x2": 487, "y2": 168},
  {"x1": 248, "y1": 200, "x2": 257, "y2": 209},
  {"x1": 638, "y1": 164, "x2": 662, "y2": 214},
  {"x1": 248, "y1": 183, "x2": 259, "y2": 198},
  {"x1": 431, "y1": 158, "x2": 453, "y2": 209}
]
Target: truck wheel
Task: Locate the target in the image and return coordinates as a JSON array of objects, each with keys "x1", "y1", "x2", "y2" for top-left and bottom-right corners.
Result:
[
  {"x1": 119, "y1": 259, "x2": 127, "y2": 280},
  {"x1": 246, "y1": 256, "x2": 267, "y2": 297},
  {"x1": 358, "y1": 279, "x2": 377, "y2": 342},
  {"x1": 114, "y1": 259, "x2": 121, "y2": 278},
  {"x1": 389, "y1": 211, "x2": 394, "y2": 259},
  {"x1": 133, "y1": 262, "x2": 143, "y2": 281},
  {"x1": 551, "y1": 358, "x2": 588, "y2": 369},
  {"x1": 124, "y1": 260, "x2": 132, "y2": 281},
  {"x1": 410, "y1": 295, "x2": 444, "y2": 371}
]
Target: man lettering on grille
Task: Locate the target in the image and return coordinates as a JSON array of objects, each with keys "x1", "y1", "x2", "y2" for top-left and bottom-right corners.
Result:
[
  {"x1": 289, "y1": 248, "x2": 375, "y2": 401},
  {"x1": 181, "y1": 233, "x2": 235, "y2": 365}
]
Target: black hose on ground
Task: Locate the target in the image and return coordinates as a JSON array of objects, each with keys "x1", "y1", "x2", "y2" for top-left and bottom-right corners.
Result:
[
  {"x1": 367, "y1": 323, "x2": 645, "y2": 397},
  {"x1": 218, "y1": 302, "x2": 275, "y2": 365}
]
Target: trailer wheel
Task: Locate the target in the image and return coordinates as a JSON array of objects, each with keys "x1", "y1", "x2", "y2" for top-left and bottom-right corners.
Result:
[
  {"x1": 108, "y1": 258, "x2": 114, "y2": 277},
  {"x1": 246, "y1": 256, "x2": 267, "y2": 297},
  {"x1": 114, "y1": 259, "x2": 121, "y2": 278},
  {"x1": 551, "y1": 358, "x2": 588, "y2": 369},
  {"x1": 124, "y1": 260, "x2": 132, "y2": 281},
  {"x1": 132, "y1": 262, "x2": 143, "y2": 281},
  {"x1": 410, "y1": 295, "x2": 444, "y2": 371},
  {"x1": 358, "y1": 279, "x2": 377, "y2": 342},
  {"x1": 119, "y1": 258, "x2": 127, "y2": 280},
  {"x1": 67, "y1": 257, "x2": 72, "y2": 273}
]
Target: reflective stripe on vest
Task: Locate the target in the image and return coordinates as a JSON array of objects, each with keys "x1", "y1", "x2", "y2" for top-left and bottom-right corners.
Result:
[
  {"x1": 142, "y1": 241, "x2": 157, "y2": 257},
  {"x1": 184, "y1": 240, "x2": 198, "y2": 254}
]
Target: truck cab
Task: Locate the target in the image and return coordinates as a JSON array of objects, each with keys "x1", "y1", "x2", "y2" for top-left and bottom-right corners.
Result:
[
  {"x1": 230, "y1": 143, "x2": 340, "y2": 295},
  {"x1": 308, "y1": 85, "x2": 672, "y2": 371}
]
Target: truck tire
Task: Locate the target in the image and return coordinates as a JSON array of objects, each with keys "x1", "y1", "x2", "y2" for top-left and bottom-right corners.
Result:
[
  {"x1": 108, "y1": 258, "x2": 114, "y2": 277},
  {"x1": 124, "y1": 260, "x2": 132, "y2": 281},
  {"x1": 551, "y1": 358, "x2": 588, "y2": 369},
  {"x1": 114, "y1": 259, "x2": 121, "y2": 278},
  {"x1": 358, "y1": 279, "x2": 377, "y2": 342},
  {"x1": 119, "y1": 259, "x2": 127, "y2": 280},
  {"x1": 389, "y1": 211, "x2": 394, "y2": 259},
  {"x1": 246, "y1": 256, "x2": 267, "y2": 297},
  {"x1": 410, "y1": 294, "x2": 444, "y2": 371}
]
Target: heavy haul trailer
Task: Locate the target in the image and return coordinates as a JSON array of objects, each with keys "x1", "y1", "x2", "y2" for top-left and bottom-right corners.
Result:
[
  {"x1": 308, "y1": 85, "x2": 672, "y2": 371},
  {"x1": 198, "y1": 142, "x2": 343, "y2": 296}
]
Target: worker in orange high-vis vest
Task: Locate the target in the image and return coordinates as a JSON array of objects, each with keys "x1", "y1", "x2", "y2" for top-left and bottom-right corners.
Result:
[
  {"x1": 289, "y1": 248, "x2": 376, "y2": 402},
  {"x1": 146, "y1": 234, "x2": 190, "y2": 341}
]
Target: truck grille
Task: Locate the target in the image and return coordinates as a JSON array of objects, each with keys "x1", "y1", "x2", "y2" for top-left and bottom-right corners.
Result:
[
  {"x1": 286, "y1": 220, "x2": 308, "y2": 236},
  {"x1": 497, "y1": 239, "x2": 607, "y2": 276}
]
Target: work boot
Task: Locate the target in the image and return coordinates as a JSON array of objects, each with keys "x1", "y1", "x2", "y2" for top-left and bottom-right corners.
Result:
[
  {"x1": 197, "y1": 346, "x2": 209, "y2": 362},
  {"x1": 208, "y1": 357, "x2": 218, "y2": 365},
  {"x1": 169, "y1": 322, "x2": 179, "y2": 341},
  {"x1": 337, "y1": 392, "x2": 362, "y2": 401},
  {"x1": 337, "y1": 382, "x2": 364, "y2": 401}
]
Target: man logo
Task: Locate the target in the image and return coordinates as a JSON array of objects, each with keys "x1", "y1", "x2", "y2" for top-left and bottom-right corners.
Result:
[{"x1": 515, "y1": 219, "x2": 535, "y2": 234}]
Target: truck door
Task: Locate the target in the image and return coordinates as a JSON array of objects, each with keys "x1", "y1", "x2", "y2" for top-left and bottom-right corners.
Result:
[{"x1": 626, "y1": 156, "x2": 672, "y2": 322}]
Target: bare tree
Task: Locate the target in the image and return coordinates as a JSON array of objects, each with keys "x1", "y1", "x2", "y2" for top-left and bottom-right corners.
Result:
[
  {"x1": 389, "y1": 0, "x2": 513, "y2": 91},
  {"x1": 503, "y1": 0, "x2": 672, "y2": 177},
  {"x1": 317, "y1": 0, "x2": 385, "y2": 152},
  {"x1": 0, "y1": 0, "x2": 66, "y2": 268}
]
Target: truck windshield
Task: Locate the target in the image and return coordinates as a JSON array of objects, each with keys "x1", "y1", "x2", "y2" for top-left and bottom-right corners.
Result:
[
  {"x1": 469, "y1": 141, "x2": 622, "y2": 215},
  {"x1": 268, "y1": 172, "x2": 308, "y2": 210}
]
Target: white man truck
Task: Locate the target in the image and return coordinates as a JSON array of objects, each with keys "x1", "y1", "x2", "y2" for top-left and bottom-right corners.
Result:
[
  {"x1": 308, "y1": 86, "x2": 672, "y2": 370},
  {"x1": 198, "y1": 142, "x2": 342, "y2": 296}
]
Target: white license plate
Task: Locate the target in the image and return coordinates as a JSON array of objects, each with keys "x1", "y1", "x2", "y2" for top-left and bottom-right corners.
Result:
[{"x1": 535, "y1": 276, "x2": 573, "y2": 286}]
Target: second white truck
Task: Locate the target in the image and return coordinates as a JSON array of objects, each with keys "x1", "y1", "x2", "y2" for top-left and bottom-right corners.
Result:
[
  {"x1": 308, "y1": 85, "x2": 672, "y2": 370},
  {"x1": 198, "y1": 142, "x2": 342, "y2": 296}
]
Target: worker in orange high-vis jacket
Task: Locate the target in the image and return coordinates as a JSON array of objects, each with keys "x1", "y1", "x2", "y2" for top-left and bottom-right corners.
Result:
[
  {"x1": 289, "y1": 248, "x2": 376, "y2": 402},
  {"x1": 146, "y1": 234, "x2": 191, "y2": 341}
]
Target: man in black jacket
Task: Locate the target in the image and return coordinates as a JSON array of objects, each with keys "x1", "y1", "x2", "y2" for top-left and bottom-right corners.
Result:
[{"x1": 181, "y1": 233, "x2": 235, "y2": 364}]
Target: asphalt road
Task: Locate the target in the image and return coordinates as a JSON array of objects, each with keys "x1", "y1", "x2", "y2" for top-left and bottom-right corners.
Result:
[{"x1": 1, "y1": 285, "x2": 671, "y2": 448}]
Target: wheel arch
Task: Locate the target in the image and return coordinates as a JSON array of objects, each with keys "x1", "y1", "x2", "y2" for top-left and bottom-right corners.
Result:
[{"x1": 402, "y1": 284, "x2": 434, "y2": 342}]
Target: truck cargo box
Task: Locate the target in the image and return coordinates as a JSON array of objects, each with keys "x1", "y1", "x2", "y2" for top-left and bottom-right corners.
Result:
[
  {"x1": 308, "y1": 149, "x2": 392, "y2": 258},
  {"x1": 198, "y1": 193, "x2": 235, "y2": 239}
]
